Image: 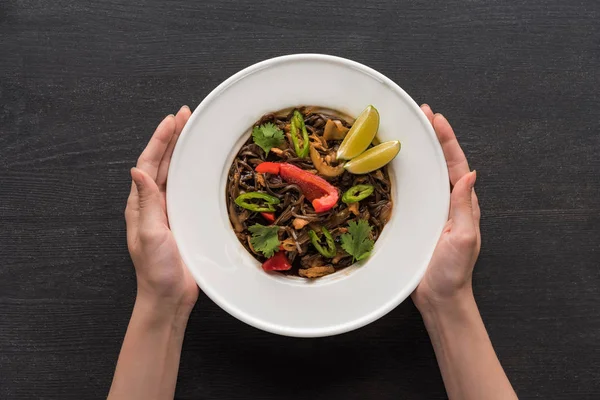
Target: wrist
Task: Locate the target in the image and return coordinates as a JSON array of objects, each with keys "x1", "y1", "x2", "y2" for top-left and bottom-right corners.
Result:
[
  {"x1": 415, "y1": 286, "x2": 477, "y2": 322},
  {"x1": 133, "y1": 292, "x2": 193, "y2": 332},
  {"x1": 419, "y1": 292, "x2": 483, "y2": 355}
]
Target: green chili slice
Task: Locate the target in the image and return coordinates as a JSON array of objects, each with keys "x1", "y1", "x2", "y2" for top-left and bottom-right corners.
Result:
[
  {"x1": 342, "y1": 184, "x2": 374, "y2": 204},
  {"x1": 291, "y1": 110, "x2": 309, "y2": 158},
  {"x1": 235, "y1": 192, "x2": 280, "y2": 212},
  {"x1": 308, "y1": 227, "x2": 337, "y2": 258}
]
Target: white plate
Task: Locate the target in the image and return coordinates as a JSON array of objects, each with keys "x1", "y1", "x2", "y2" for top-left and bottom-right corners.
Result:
[{"x1": 167, "y1": 54, "x2": 449, "y2": 337}]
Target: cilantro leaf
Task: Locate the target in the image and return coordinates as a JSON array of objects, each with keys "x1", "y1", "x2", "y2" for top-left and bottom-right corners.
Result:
[
  {"x1": 252, "y1": 123, "x2": 284, "y2": 155},
  {"x1": 340, "y1": 220, "x2": 374, "y2": 262},
  {"x1": 249, "y1": 223, "x2": 281, "y2": 258}
]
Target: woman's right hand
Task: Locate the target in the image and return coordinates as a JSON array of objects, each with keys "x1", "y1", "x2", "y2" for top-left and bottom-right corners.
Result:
[
  {"x1": 412, "y1": 106, "x2": 517, "y2": 400},
  {"x1": 412, "y1": 105, "x2": 481, "y2": 314}
]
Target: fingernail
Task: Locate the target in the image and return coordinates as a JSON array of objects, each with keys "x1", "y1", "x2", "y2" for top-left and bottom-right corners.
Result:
[
  {"x1": 182, "y1": 105, "x2": 190, "y2": 111},
  {"x1": 470, "y1": 170, "x2": 477, "y2": 189},
  {"x1": 131, "y1": 167, "x2": 144, "y2": 187},
  {"x1": 421, "y1": 103, "x2": 430, "y2": 109},
  {"x1": 130, "y1": 168, "x2": 139, "y2": 185},
  {"x1": 167, "y1": 114, "x2": 175, "y2": 118}
]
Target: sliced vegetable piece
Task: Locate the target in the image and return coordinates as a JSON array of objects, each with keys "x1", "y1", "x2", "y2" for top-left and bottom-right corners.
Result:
[
  {"x1": 309, "y1": 145, "x2": 344, "y2": 178},
  {"x1": 255, "y1": 162, "x2": 281, "y2": 175},
  {"x1": 292, "y1": 218, "x2": 310, "y2": 230},
  {"x1": 260, "y1": 212, "x2": 276, "y2": 223},
  {"x1": 342, "y1": 184, "x2": 374, "y2": 203},
  {"x1": 280, "y1": 164, "x2": 338, "y2": 213},
  {"x1": 291, "y1": 110, "x2": 309, "y2": 158},
  {"x1": 299, "y1": 265, "x2": 335, "y2": 278},
  {"x1": 337, "y1": 105, "x2": 380, "y2": 160},
  {"x1": 378, "y1": 201, "x2": 393, "y2": 225},
  {"x1": 262, "y1": 251, "x2": 292, "y2": 271},
  {"x1": 308, "y1": 227, "x2": 337, "y2": 258},
  {"x1": 228, "y1": 202, "x2": 245, "y2": 232},
  {"x1": 347, "y1": 202, "x2": 360, "y2": 216},
  {"x1": 235, "y1": 192, "x2": 280, "y2": 212},
  {"x1": 281, "y1": 238, "x2": 299, "y2": 252},
  {"x1": 255, "y1": 162, "x2": 339, "y2": 213},
  {"x1": 323, "y1": 119, "x2": 350, "y2": 141},
  {"x1": 344, "y1": 140, "x2": 401, "y2": 174}
]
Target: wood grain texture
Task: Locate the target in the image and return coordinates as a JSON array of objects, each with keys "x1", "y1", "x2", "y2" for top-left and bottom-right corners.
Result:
[{"x1": 1, "y1": 0, "x2": 599, "y2": 399}]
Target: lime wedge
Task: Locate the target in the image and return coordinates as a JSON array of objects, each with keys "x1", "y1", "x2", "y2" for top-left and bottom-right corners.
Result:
[
  {"x1": 344, "y1": 141, "x2": 401, "y2": 174},
  {"x1": 336, "y1": 105, "x2": 379, "y2": 160}
]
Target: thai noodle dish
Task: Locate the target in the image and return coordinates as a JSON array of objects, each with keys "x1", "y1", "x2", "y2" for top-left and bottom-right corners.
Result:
[{"x1": 226, "y1": 105, "x2": 400, "y2": 278}]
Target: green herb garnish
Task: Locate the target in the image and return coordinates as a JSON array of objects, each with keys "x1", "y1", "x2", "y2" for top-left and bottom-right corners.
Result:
[
  {"x1": 248, "y1": 223, "x2": 281, "y2": 258},
  {"x1": 252, "y1": 123, "x2": 284, "y2": 155},
  {"x1": 340, "y1": 220, "x2": 374, "y2": 261}
]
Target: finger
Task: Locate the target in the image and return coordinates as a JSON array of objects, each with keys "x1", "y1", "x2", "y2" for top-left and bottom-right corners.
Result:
[
  {"x1": 421, "y1": 104, "x2": 434, "y2": 124},
  {"x1": 433, "y1": 113, "x2": 470, "y2": 186},
  {"x1": 131, "y1": 167, "x2": 167, "y2": 233},
  {"x1": 157, "y1": 106, "x2": 191, "y2": 191},
  {"x1": 125, "y1": 180, "x2": 139, "y2": 243},
  {"x1": 450, "y1": 171, "x2": 477, "y2": 234},
  {"x1": 472, "y1": 189, "x2": 481, "y2": 248},
  {"x1": 137, "y1": 115, "x2": 177, "y2": 180},
  {"x1": 472, "y1": 189, "x2": 481, "y2": 227}
]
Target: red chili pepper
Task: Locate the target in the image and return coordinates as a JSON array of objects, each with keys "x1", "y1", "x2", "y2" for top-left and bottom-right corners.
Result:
[
  {"x1": 262, "y1": 251, "x2": 292, "y2": 271},
  {"x1": 255, "y1": 162, "x2": 339, "y2": 213},
  {"x1": 260, "y1": 212, "x2": 276, "y2": 223},
  {"x1": 255, "y1": 162, "x2": 281, "y2": 175}
]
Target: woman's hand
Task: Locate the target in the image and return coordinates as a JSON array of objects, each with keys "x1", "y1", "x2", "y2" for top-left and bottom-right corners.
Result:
[
  {"x1": 110, "y1": 107, "x2": 199, "y2": 400},
  {"x1": 412, "y1": 104, "x2": 481, "y2": 314},
  {"x1": 125, "y1": 106, "x2": 198, "y2": 318},
  {"x1": 412, "y1": 105, "x2": 517, "y2": 400}
]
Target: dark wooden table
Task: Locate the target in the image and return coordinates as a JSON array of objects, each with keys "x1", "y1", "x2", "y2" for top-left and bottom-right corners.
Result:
[{"x1": 1, "y1": 1, "x2": 599, "y2": 399}]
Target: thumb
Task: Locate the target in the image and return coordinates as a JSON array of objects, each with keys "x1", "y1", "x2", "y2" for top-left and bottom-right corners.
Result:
[
  {"x1": 131, "y1": 167, "x2": 165, "y2": 228},
  {"x1": 450, "y1": 171, "x2": 477, "y2": 231}
]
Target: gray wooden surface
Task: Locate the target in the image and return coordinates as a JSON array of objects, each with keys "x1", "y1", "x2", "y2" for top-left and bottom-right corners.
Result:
[{"x1": 1, "y1": 0, "x2": 599, "y2": 399}]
